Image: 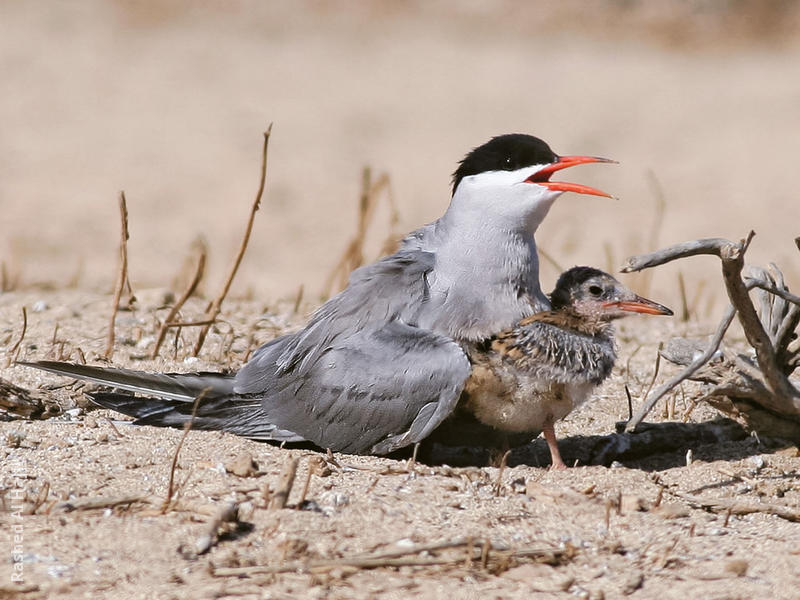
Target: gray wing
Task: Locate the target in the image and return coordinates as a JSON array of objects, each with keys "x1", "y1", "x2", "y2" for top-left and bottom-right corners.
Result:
[
  {"x1": 235, "y1": 248, "x2": 471, "y2": 454},
  {"x1": 236, "y1": 320, "x2": 471, "y2": 455}
]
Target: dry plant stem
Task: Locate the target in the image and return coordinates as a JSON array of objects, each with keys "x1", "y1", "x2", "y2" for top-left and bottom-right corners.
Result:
[
  {"x1": 162, "y1": 388, "x2": 210, "y2": 512},
  {"x1": 151, "y1": 242, "x2": 207, "y2": 359},
  {"x1": 193, "y1": 125, "x2": 272, "y2": 356},
  {"x1": 677, "y1": 272, "x2": 690, "y2": 321},
  {"x1": 269, "y1": 456, "x2": 299, "y2": 509},
  {"x1": 641, "y1": 343, "x2": 662, "y2": 409},
  {"x1": 105, "y1": 191, "x2": 130, "y2": 359},
  {"x1": 323, "y1": 167, "x2": 395, "y2": 296},
  {"x1": 625, "y1": 305, "x2": 737, "y2": 431},
  {"x1": 292, "y1": 284, "x2": 304, "y2": 315},
  {"x1": 55, "y1": 495, "x2": 147, "y2": 513},
  {"x1": 673, "y1": 491, "x2": 800, "y2": 523},
  {"x1": 537, "y1": 246, "x2": 564, "y2": 274},
  {"x1": 8, "y1": 306, "x2": 27, "y2": 354},
  {"x1": 212, "y1": 539, "x2": 565, "y2": 577},
  {"x1": 322, "y1": 166, "x2": 373, "y2": 296}
]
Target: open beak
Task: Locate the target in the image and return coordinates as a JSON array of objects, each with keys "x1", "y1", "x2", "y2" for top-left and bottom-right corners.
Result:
[
  {"x1": 525, "y1": 155, "x2": 617, "y2": 198},
  {"x1": 603, "y1": 295, "x2": 673, "y2": 316}
]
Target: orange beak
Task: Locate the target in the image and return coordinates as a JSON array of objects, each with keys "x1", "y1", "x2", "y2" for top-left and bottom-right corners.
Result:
[
  {"x1": 525, "y1": 155, "x2": 617, "y2": 198},
  {"x1": 603, "y1": 296, "x2": 674, "y2": 316}
]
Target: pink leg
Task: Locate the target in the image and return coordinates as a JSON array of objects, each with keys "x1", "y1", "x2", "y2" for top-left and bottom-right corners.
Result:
[{"x1": 542, "y1": 418, "x2": 567, "y2": 470}]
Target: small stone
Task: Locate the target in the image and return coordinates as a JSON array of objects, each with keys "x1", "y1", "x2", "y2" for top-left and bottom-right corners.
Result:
[
  {"x1": 32, "y1": 300, "x2": 49, "y2": 313},
  {"x1": 725, "y1": 559, "x2": 748, "y2": 577},
  {"x1": 622, "y1": 572, "x2": 643, "y2": 595},
  {"x1": 95, "y1": 432, "x2": 109, "y2": 443},
  {"x1": 225, "y1": 452, "x2": 259, "y2": 477},
  {"x1": 319, "y1": 491, "x2": 349, "y2": 510}
]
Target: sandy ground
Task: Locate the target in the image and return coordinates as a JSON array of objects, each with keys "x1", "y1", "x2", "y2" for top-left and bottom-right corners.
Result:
[
  {"x1": 2, "y1": 3, "x2": 800, "y2": 599},
  {"x1": 1, "y1": 289, "x2": 800, "y2": 599}
]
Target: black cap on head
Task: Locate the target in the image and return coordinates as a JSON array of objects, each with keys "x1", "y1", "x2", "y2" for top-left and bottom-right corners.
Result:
[
  {"x1": 550, "y1": 266, "x2": 610, "y2": 310},
  {"x1": 452, "y1": 134, "x2": 558, "y2": 195}
]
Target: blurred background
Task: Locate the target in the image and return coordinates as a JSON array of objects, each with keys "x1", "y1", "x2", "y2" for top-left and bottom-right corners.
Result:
[{"x1": 2, "y1": 0, "x2": 799, "y2": 315}]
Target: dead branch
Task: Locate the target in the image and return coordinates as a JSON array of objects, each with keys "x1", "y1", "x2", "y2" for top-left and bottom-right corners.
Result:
[
  {"x1": 193, "y1": 125, "x2": 272, "y2": 356},
  {"x1": 622, "y1": 233, "x2": 800, "y2": 436},
  {"x1": 151, "y1": 238, "x2": 207, "y2": 358},
  {"x1": 105, "y1": 192, "x2": 130, "y2": 359}
]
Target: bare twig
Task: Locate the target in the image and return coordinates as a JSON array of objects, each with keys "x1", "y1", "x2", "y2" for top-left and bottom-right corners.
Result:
[
  {"x1": 672, "y1": 491, "x2": 800, "y2": 523},
  {"x1": 745, "y1": 280, "x2": 800, "y2": 309},
  {"x1": 626, "y1": 305, "x2": 737, "y2": 431},
  {"x1": 194, "y1": 126, "x2": 272, "y2": 356},
  {"x1": 56, "y1": 495, "x2": 148, "y2": 512},
  {"x1": 151, "y1": 239, "x2": 207, "y2": 358},
  {"x1": 621, "y1": 237, "x2": 739, "y2": 271},
  {"x1": 641, "y1": 343, "x2": 663, "y2": 411},
  {"x1": 493, "y1": 450, "x2": 511, "y2": 496},
  {"x1": 292, "y1": 284, "x2": 304, "y2": 315},
  {"x1": 162, "y1": 387, "x2": 210, "y2": 512},
  {"x1": 677, "y1": 272, "x2": 690, "y2": 321},
  {"x1": 211, "y1": 539, "x2": 566, "y2": 577},
  {"x1": 8, "y1": 306, "x2": 27, "y2": 354},
  {"x1": 105, "y1": 192, "x2": 130, "y2": 359}
]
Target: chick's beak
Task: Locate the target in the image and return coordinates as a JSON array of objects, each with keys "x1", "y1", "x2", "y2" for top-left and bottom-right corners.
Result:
[
  {"x1": 525, "y1": 155, "x2": 617, "y2": 198},
  {"x1": 603, "y1": 294, "x2": 674, "y2": 316}
]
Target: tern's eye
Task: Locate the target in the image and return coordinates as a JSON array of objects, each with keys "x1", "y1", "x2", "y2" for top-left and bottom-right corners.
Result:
[
  {"x1": 503, "y1": 156, "x2": 513, "y2": 168},
  {"x1": 588, "y1": 285, "x2": 603, "y2": 297}
]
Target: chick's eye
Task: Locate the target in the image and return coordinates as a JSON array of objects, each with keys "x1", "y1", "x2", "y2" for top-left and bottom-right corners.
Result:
[
  {"x1": 504, "y1": 156, "x2": 513, "y2": 168},
  {"x1": 588, "y1": 285, "x2": 603, "y2": 296}
]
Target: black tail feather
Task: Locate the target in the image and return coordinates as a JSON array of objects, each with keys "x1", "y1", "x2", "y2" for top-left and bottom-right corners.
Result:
[{"x1": 91, "y1": 391, "x2": 304, "y2": 442}]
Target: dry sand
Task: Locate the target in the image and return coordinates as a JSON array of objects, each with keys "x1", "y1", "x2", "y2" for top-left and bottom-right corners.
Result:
[{"x1": 2, "y1": 290, "x2": 800, "y2": 599}]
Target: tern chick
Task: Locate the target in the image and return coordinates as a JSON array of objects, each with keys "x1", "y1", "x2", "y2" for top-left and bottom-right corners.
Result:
[{"x1": 457, "y1": 266, "x2": 673, "y2": 469}]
